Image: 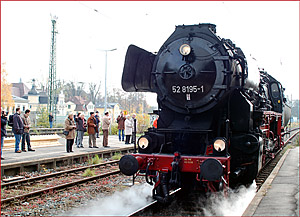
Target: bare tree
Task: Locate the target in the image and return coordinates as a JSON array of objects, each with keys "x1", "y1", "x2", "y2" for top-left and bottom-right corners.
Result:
[
  {"x1": 64, "y1": 81, "x2": 76, "y2": 101},
  {"x1": 106, "y1": 88, "x2": 152, "y2": 113},
  {"x1": 63, "y1": 81, "x2": 89, "y2": 101},
  {"x1": 89, "y1": 82, "x2": 101, "y2": 105}
]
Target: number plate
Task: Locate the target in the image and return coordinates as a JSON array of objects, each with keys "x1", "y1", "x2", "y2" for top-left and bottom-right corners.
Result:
[{"x1": 171, "y1": 85, "x2": 204, "y2": 94}]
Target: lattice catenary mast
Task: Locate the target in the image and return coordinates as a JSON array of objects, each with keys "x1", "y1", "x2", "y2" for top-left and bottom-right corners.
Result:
[{"x1": 47, "y1": 15, "x2": 58, "y2": 122}]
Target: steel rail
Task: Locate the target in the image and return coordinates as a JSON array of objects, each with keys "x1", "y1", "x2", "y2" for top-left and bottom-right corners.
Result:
[
  {"x1": 284, "y1": 130, "x2": 299, "y2": 144},
  {"x1": 2, "y1": 160, "x2": 119, "y2": 188},
  {"x1": 128, "y1": 188, "x2": 181, "y2": 216},
  {"x1": 1, "y1": 169, "x2": 120, "y2": 204},
  {"x1": 255, "y1": 129, "x2": 299, "y2": 190},
  {"x1": 260, "y1": 129, "x2": 299, "y2": 171}
]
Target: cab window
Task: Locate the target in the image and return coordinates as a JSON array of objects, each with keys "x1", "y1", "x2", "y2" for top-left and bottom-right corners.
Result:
[{"x1": 271, "y1": 83, "x2": 280, "y2": 98}]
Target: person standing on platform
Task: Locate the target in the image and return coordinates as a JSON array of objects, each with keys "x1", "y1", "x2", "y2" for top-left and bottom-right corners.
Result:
[
  {"x1": 76, "y1": 114, "x2": 86, "y2": 148},
  {"x1": 87, "y1": 112, "x2": 98, "y2": 148},
  {"x1": 153, "y1": 115, "x2": 159, "y2": 128},
  {"x1": 102, "y1": 112, "x2": 111, "y2": 147},
  {"x1": 21, "y1": 109, "x2": 35, "y2": 152},
  {"x1": 131, "y1": 113, "x2": 137, "y2": 144},
  {"x1": 117, "y1": 111, "x2": 125, "y2": 142},
  {"x1": 49, "y1": 113, "x2": 54, "y2": 128},
  {"x1": 12, "y1": 108, "x2": 24, "y2": 153},
  {"x1": 124, "y1": 115, "x2": 133, "y2": 144},
  {"x1": 74, "y1": 112, "x2": 81, "y2": 147},
  {"x1": 64, "y1": 113, "x2": 76, "y2": 153},
  {"x1": 95, "y1": 111, "x2": 100, "y2": 138},
  {"x1": 1, "y1": 111, "x2": 8, "y2": 159}
]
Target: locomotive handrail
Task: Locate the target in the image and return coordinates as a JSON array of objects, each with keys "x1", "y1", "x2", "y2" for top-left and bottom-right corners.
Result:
[{"x1": 156, "y1": 128, "x2": 213, "y2": 133}]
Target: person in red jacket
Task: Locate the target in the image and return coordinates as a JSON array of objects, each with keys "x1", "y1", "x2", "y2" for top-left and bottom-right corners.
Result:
[
  {"x1": 87, "y1": 112, "x2": 98, "y2": 148},
  {"x1": 153, "y1": 115, "x2": 159, "y2": 128},
  {"x1": 117, "y1": 111, "x2": 125, "y2": 141}
]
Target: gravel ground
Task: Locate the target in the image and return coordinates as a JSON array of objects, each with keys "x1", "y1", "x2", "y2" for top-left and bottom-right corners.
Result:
[
  {"x1": 1, "y1": 174, "x2": 145, "y2": 216},
  {"x1": 1, "y1": 155, "x2": 147, "y2": 217},
  {"x1": 1, "y1": 164, "x2": 119, "y2": 200}
]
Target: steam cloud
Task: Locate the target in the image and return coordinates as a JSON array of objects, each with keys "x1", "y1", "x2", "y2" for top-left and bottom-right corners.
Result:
[
  {"x1": 62, "y1": 183, "x2": 153, "y2": 216},
  {"x1": 202, "y1": 182, "x2": 256, "y2": 216},
  {"x1": 62, "y1": 182, "x2": 256, "y2": 216}
]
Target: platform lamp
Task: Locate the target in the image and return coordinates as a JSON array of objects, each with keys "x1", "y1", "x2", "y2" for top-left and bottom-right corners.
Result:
[
  {"x1": 97, "y1": 48, "x2": 117, "y2": 134},
  {"x1": 97, "y1": 48, "x2": 117, "y2": 114}
]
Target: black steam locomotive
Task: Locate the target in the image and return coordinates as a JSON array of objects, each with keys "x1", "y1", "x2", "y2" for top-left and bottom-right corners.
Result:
[{"x1": 119, "y1": 23, "x2": 291, "y2": 203}]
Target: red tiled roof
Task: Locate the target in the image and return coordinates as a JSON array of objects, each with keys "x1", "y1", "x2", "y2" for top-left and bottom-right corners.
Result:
[{"x1": 11, "y1": 83, "x2": 30, "y2": 97}]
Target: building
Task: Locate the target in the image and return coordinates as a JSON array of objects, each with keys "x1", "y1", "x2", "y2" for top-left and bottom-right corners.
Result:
[
  {"x1": 11, "y1": 81, "x2": 30, "y2": 98},
  {"x1": 4, "y1": 95, "x2": 29, "y2": 114},
  {"x1": 22, "y1": 79, "x2": 48, "y2": 112},
  {"x1": 9, "y1": 79, "x2": 105, "y2": 125},
  {"x1": 69, "y1": 96, "x2": 95, "y2": 116},
  {"x1": 55, "y1": 96, "x2": 95, "y2": 123},
  {"x1": 57, "y1": 91, "x2": 66, "y2": 117},
  {"x1": 95, "y1": 103, "x2": 121, "y2": 121}
]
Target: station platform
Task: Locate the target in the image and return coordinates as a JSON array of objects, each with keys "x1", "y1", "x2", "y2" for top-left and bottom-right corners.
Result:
[
  {"x1": 243, "y1": 146, "x2": 299, "y2": 216},
  {"x1": 1, "y1": 135, "x2": 134, "y2": 166}
]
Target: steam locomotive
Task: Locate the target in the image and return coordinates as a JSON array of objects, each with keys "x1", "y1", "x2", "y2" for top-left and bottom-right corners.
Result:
[{"x1": 119, "y1": 23, "x2": 291, "y2": 203}]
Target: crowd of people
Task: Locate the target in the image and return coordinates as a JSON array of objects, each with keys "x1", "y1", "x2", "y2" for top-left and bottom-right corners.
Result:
[
  {"x1": 0, "y1": 108, "x2": 141, "y2": 158},
  {"x1": 116, "y1": 111, "x2": 137, "y2": 144},
  {"x1": 64, "y1": 111, "x2": 140, "y2": 152},
  {"x1": 63, "y1": 110, "x2": 138, "y2": 153},
  {"x1": 1, "y1": 108, "x2": 35, "y2": 160}
]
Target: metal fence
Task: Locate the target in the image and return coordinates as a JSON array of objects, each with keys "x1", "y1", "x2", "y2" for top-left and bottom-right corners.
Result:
[{"x1": 6, "y1": 128, "x2": 64, "y2": 137}]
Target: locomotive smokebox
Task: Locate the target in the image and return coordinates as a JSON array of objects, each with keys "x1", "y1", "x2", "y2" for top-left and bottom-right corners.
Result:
[
  {"x1": 200, "y1": 159, "x2": 223, "y2": 181},
  {"x1": 119, "y1": 155, "x2": 139, "y2": 176},
  {"x1": 122, "y1": 23, "x2": 249, "y2": 114}
]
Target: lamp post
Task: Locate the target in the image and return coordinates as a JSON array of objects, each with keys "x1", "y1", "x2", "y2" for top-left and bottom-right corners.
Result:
[{"x1": 98, "y1": 48, "x2": 117, "y2": 113}]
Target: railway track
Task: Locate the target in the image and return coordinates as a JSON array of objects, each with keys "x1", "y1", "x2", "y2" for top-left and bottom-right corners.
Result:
[
  {"x1": 128, "y1": 188, "x2": 182, "y2": 216},
  {"x1": 1, "y1": 160, "x2": 121, "y2": 205},
  {"x1": 128, "y1": 129, "x2": 299, "y2": 216},
  {"x1": 255, "y1": 129, "x2": 299, "y2": 190}
]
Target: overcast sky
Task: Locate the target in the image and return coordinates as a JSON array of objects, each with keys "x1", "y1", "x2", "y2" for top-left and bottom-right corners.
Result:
[{"x1": 1, "y1": 1, "x2": 299, "y2": 106}]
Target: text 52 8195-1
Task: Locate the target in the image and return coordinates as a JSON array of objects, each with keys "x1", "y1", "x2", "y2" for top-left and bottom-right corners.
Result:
[{"x1": 172, "y1": 85, "x2": 204, "y2": 94}]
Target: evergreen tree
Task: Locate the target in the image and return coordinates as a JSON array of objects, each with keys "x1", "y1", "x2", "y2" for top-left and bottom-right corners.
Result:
[{"x1": 36, "y1": 107, "x2": 50, "y2": 127}]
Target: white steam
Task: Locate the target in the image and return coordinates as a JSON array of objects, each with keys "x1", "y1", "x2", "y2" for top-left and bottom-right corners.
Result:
[
  {"x1": 62, "y1": 182, "x2": 256, "y2": 216},
  {"x1": 64, "y1": 183, "x2": 153, "y2": 216},
  {"x1": 203, "y1": 182, "x2": 256, "y2": 216}
]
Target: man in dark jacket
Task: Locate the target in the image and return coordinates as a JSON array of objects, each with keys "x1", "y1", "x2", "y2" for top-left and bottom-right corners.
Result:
[
  {"x1": 12, "y1": 108, "x2": 24, "y2": 153},
  {"x1": 76, "y1": 114, "x2": 86, "y2": 148},
  {"x1": 131, "y1": 113, "x2": 137, "y2": 144},
  {"x1": 49, "y1": 113, "x2": 53, "y2": 128},
  {"x1": 1, "y1": 111, "x2": 8, "y2": 159},
  {"x1": 74, "y1": 112, "x2": 81, "y2": 147},
  {"x1": 95, "y1": 111, "x2": 100, "y2": 138},
  {"x1": 21, "y1": 109, "x2": 35, "y2": 152}
]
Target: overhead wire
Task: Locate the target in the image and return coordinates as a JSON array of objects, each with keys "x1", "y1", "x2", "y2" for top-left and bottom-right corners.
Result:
[{"x1": 78, "y1": 1, "x2": 111, "y2": 19}]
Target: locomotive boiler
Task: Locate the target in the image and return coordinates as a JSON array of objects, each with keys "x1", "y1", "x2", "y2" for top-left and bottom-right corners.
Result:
[{"x1": 119, "y1": 23, "x2": 291, "y2": 203}]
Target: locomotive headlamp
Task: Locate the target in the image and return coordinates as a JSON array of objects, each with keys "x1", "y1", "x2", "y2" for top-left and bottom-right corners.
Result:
[
  {"x1": 179, "y1": 44, "x2": 191, "y2": 56},
  {"x1": 213, "y1": 138, "x2": 226, "y2": 152},
  {"x1": 138, "y1": 137, "x2": 149, "y2": 149}
]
